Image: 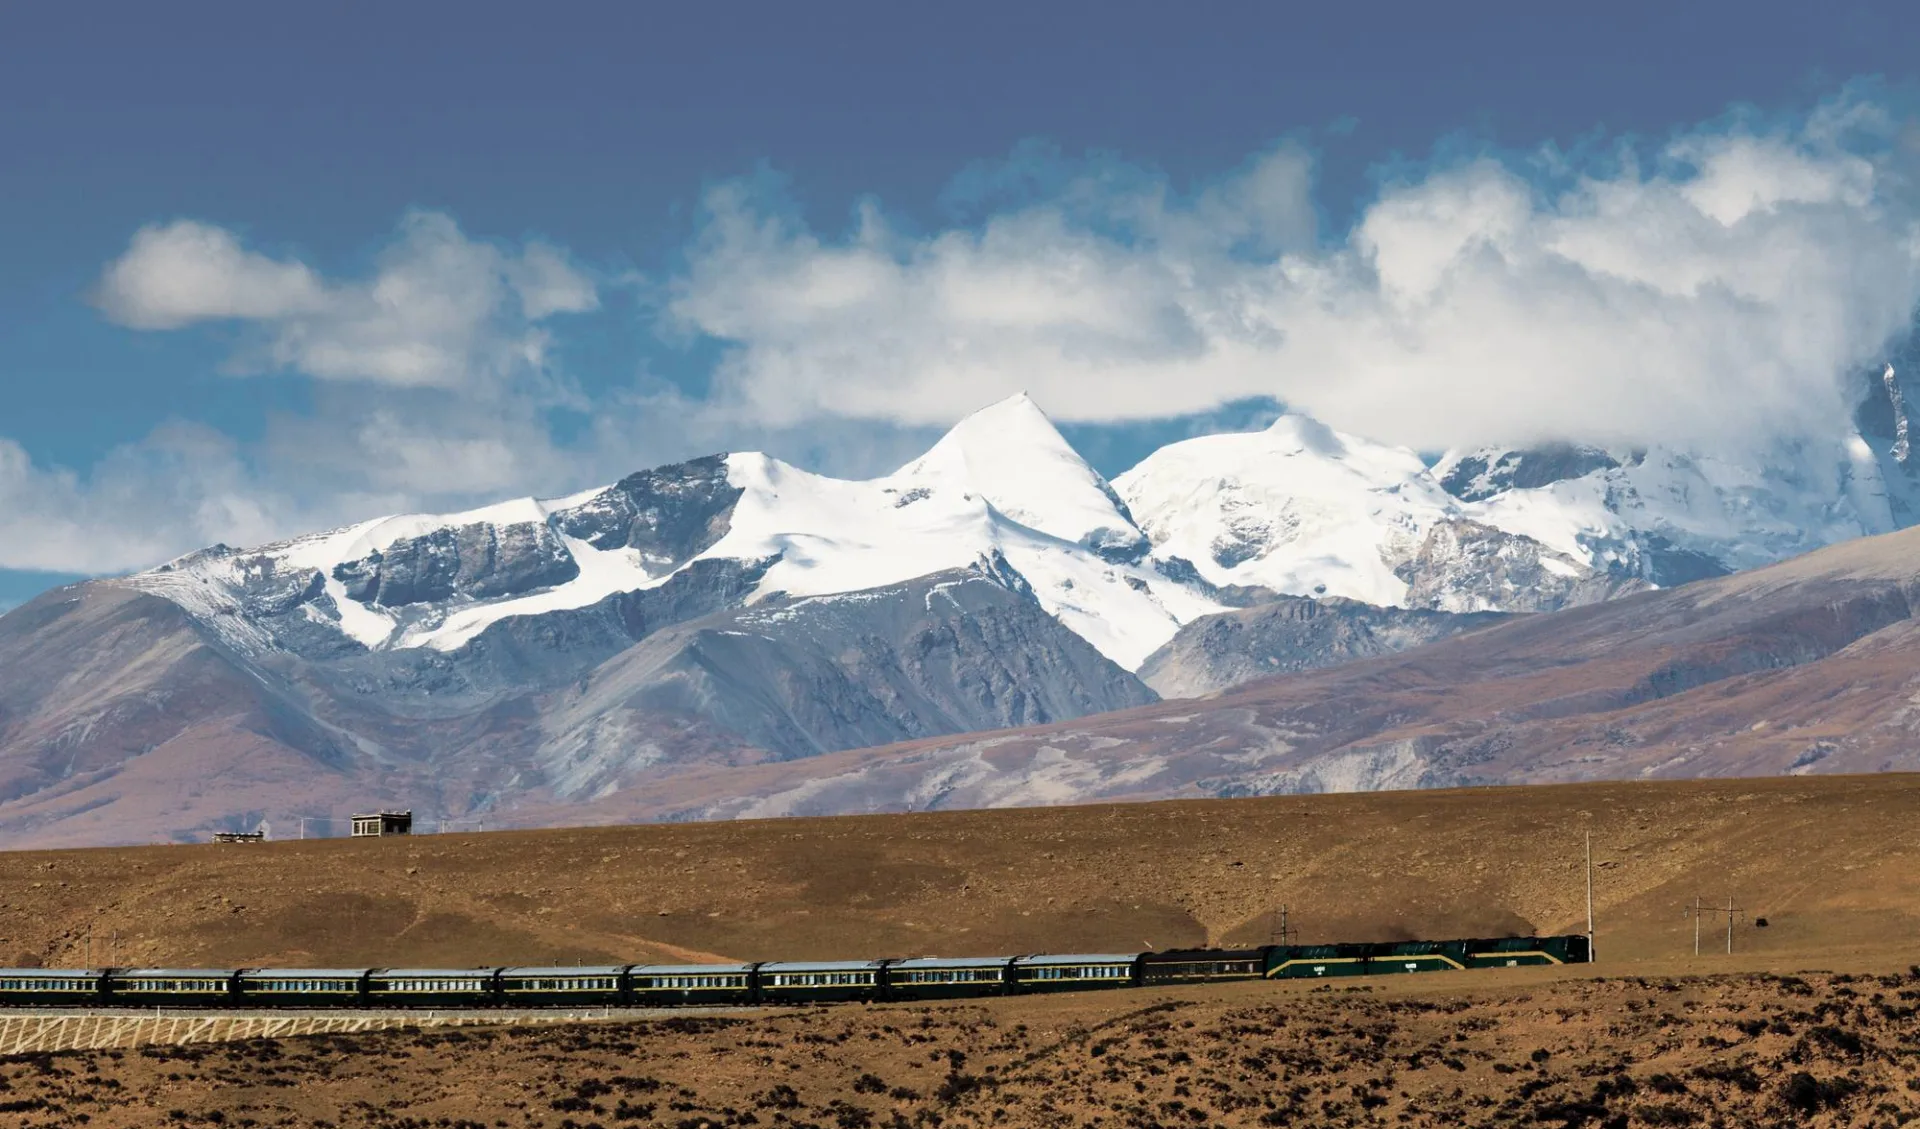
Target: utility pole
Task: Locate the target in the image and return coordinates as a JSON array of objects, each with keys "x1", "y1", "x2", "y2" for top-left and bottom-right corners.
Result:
[
  {"x1": 1585, "y1": 831, "x2": 1596, "y2": 963},
  {"x1": 1270, "y1": 905, "x2": 1294, "y2": 946},
  {"x1": 1724, "y1": 894, "x2": 1742, "y2": 955},
  {"x1": 1683, "y1": 896, "x2": 1705, "y2": 956}
]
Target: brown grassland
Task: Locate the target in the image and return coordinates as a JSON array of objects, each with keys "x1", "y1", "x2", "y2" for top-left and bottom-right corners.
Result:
[{"x1": 0, "y1": 773, "x2": 1916, "y2": 1127}]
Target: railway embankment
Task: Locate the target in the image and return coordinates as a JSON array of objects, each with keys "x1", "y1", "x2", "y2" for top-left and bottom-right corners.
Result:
[{"x1": 0, "y1": 1011, "x2": 536, "y2": 1053}]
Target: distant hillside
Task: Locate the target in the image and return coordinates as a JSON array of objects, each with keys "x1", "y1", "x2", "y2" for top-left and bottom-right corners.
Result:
[
  {"x1": 601, "y1": 521, "x2": 1920, "y2": 823},
  {"x1": 3, "y1": 774, "x2": 1917, "y2": 972}
]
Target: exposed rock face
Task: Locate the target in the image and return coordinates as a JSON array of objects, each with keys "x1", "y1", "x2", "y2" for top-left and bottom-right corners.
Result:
[
  {"x1": 1398, "y1": 520, "x2": 1651, "y2": 613},
  {"x1": 532, "y1": 569, "x2": 1156, "y2": 790},
  {"x1": 551, "y1": 455, "x2": 744, "y2": 572},
  {"x1": 1857, "y1": 363, "x2": 1914, "y2": 468},
  {"x1": 1884, "y1": 364, "x2": 1911, "y2": 467},
  {"x1": 294, "y1": 556, "x2": 779, "y2": 715},
  {"x1": 1137, "y1": 595, "x2": 1510, "y2": 699},
  {"x1": 1437, "y1": 444, "x2": 1621, "y2": 502},
  {"x1": 333, "y1": 521, "x2": 580, "y2": 608},
  {"x1": 1856, "y1": 361, "x2": 1920, "y2": 526},
  {"x1": 1633, "y1": 533, "x2": 1732, "y2": 587}
]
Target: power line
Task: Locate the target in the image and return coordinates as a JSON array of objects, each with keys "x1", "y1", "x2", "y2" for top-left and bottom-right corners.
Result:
[
  {"x1": 1682, "y1": 894, "x2": 1746, "y2": 955},
  {"x1": 1269, "y1": 904, "x2": 1295, "y2": 946}
]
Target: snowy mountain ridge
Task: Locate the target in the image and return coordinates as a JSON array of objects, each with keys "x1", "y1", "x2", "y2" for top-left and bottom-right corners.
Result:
[
  {"x1": 124, "y1": 394, "x2": 1219, "y2": 671},
  {"x1": 1117, "y1": 364, "x2": 1920, "y2": 616},
  {"x1": 120, "y1": 368, "x2": 1920, "y2": 675}
]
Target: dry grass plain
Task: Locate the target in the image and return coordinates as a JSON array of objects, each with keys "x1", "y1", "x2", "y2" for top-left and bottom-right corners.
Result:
[
  {"x1": 0, "y1": 773, "x2": 1916, "y2": 969},
  {"x1": 1, "y1": 969, "x2": 1917, "y2": 1128},
  {"x1": 0, "y1": 774, "x2": 1916, "y2": 1127}
]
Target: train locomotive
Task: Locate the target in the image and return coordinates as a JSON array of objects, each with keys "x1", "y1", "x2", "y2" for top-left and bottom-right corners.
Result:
[{"x1": 0, "y1": 933, "x2": 1588, "y2": 1010}]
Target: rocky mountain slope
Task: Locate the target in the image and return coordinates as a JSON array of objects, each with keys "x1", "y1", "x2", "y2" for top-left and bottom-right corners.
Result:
[
  {"x1": 4, "y1": 366, "x2": 1920, "y2": 845},
  {"x1": 567, "y1": 518, "x2": 1920, "y2": 824},
  {"x1": 1137, "y1": 597, "x2": 1511, "y2": 699}
]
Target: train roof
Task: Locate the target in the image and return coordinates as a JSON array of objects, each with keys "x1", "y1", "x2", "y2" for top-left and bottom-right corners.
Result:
[
  {"x1": 112, "y1": 968, "x2": 237, "y2": 977},
  {"x1": 757, "y1": 960, "x2": 888, "y2": 972},
  {"x1": 1141, "y1": 947, "x2": 1267, "y2": 960},
  {"x1": 1013, "y1": 953, "x2": 1140, "y2": 965},
  {"x1": 499, "y1": 966, "x2": 627, "y2": 977},
  {"x1": 0, "y1": 968, "x2": 99, "y2": 978},
  {"x1": 240, "y1": 969, "x2": 372, "y2": 978},
  {"x1": 631, "y1": 964, "x2": 754, "y2": 975},
  {"x1": 368, "y1": 968, "x2": 500, "y2": 978},
  {"x1": 889, "y1": 956, "x2": 1016, "y2": 969}
]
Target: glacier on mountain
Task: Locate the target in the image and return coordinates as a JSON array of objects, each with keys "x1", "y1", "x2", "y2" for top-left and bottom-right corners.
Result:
[
  {"x1": 1115, "y1": 365, "x2": 1920, "y2": 616},
  {"x1": 120, "y1": 365, "x2": 1920, "y2": 677},
  {"x1": 125, "y1": 394, "x2": 1220, "y2": 671}
]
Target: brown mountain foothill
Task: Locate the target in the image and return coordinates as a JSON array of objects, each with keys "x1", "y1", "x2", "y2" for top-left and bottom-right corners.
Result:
[
  {"x1": 1, "y1": 774, "x2": 1915, "y2": 971},
  {"x1": 611, "y1": 522, "x2": 1920, "y2": 823}
]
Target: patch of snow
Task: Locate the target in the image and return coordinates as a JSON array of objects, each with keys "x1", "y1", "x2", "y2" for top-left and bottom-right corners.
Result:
[
  {"x1": 1115, "y1": 415, "x2": 1457, "y2": 605},
  {"x1": 408, "y1": 535, "x2": 661, "y2": 652},
  {"x1": 324, "y1": 573, "x2": 395, "y2": 648}
]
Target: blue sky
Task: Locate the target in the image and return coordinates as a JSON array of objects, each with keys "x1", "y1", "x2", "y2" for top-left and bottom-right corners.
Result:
[{"x1": 4, "y1": 0, "x2": 1920, "y2": 607}]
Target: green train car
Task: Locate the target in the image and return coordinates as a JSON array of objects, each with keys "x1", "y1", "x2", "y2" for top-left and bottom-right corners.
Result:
[
  {"x1": 0, "y1": 969, "x2": 105, "y2": 1006},
  {"x1": 1367, "y1": 940, "x2": 1471, "y2": 974},
  {"x1": 106, "y1": 968, "x2": 239, "y2": 1006},
  {"x1": 498, "y1": 967, "x2": 625, "y2": 1007},
  {"x1": 629, "y1": 963, "x2": 756, "y2": 1006},
  {"x1": 886, "y1": 956, "x2": 1016, "y2": 1000},
  {"x1": 1266, "y1": 935, "x2": 1588, "y2": 979},
  {"x1": 1010, "y1": 953, "x2": 1139, "y2": 993},
  {"x1": 757, "y1": 960, "x2": 889, "y2": 1003},
  {"x1": 1463, "y1": 934, "x2": 1590, "y2": 968},
  {"x1": 1265, "y1": 943, "x2": 1374, "y2": 978},
  {"x1": 1138, "y1": 947, "x2": 1266, "y2": 985}
]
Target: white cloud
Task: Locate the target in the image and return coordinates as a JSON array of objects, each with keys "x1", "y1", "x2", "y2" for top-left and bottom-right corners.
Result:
[
  {"x1": 95, "y1": 211, "x2": 599, "y2": 391},
  {"x1": 24, "y1": 87, "x2": 1920, "y2": 580},
  {"x1": 94, "y1": 221, "x2": 326, "y2": 329},
  {"x1": 669, "y1": 94, "x2": 1920, "y2": 453},
  {"x1": 0, "y1": 426, "x2": 298, "y2": 574},
  {"x1": 509, "y1": 241, "x2": 602, "y2": 319}
]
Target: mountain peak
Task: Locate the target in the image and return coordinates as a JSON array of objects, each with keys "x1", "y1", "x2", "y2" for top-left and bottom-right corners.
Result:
[
  {"x1": 896, "y1": 392, "x2": 1146, "y2": 557},
  {"x1": 1261, "y1": 412, "x2": 1349, "y2": 459},
  {"x1": 943, "y1": 390, "x2": 1055, "y2": 442}
]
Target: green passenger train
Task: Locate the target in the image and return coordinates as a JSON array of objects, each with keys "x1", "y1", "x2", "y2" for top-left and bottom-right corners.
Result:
[{"x1": 0, "y1": 933, "x2": 1589, "y2": 1009}]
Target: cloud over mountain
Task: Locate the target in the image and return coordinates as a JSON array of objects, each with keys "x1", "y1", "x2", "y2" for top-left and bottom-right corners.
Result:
[
  {"x1": 12, "y1": 87, "x2": 1920, "y2": 580},
  {"x1": 674, "y1": 90, "x2": 1920, "y2": 453}
]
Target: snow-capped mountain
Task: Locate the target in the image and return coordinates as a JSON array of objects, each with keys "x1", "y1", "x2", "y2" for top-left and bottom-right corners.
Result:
[
  {"x1": 4, "y1": 364, "x2": 1920, "y2": 847},
  {"x1": 125, "y1": 394, "x2": 1219, "y2": 672},
  {"x1": 1115, "y1": 415, "x2": 1647, "y2": 615},
  {"x1": 117, "y1": 365, "x2": 1920, "y2": 684},
  {"x1": 1117, "y1": 365, "x2": 1920, "y2": 617}
]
